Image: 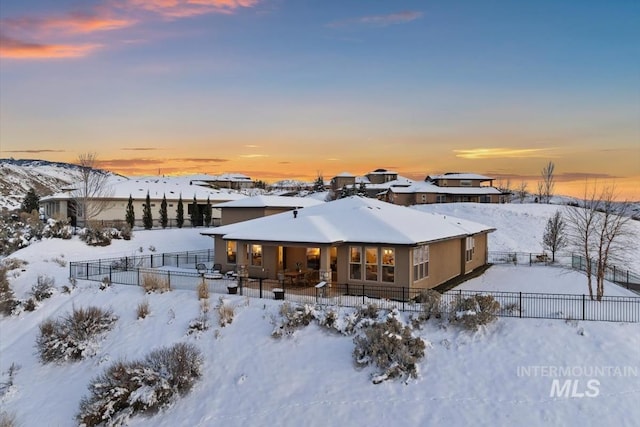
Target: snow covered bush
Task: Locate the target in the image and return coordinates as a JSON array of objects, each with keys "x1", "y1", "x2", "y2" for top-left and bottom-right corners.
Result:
[
  {"x1": 80, "y1": 224, "x2": 113, "y2": 247},
  {"x1": 216, "y1": 296, "x2": 234, "y2": 327},
  {"x1": 414, "y1": 289, "x2": 442, "y2": 322},
  {"x1": 197, "y1": 279, "x2": 209, "y2": 300},
  {"x1": 30, "y1": 274, "x2": 55, "y2": 301},
  {"x1": 358, "y1": 303, "x2": 380, "y2": 320},
  {"x1": 42, "y1": 218, "x2": 72, "y2": 240},
  {"x1": 271, "y1": 302, "x2": 315, "y2": 338},
  {"x1": 141, "y1": 273, "x2": 170, "y2": 293},
  {"x1": 0, "y1": 268, "x2": 18, "y2": 316},
  {"x1": 36, "y1": 306, "x2": 118, "y2": 363},
  {"x1": 136, "y1": 300, "x2": 150, "y2": 319},
  {"x1": 77, "y1": 343, "x2": 203, "y2": 427},
  {"x1": 0, "y1": 410, "x2": 18, "y2": 427},
  {"x1": 449, "y1": 294, "x2": 500, "y2": 331},
  {"x1": 353, "y1": 313, "x2": 426, "y2": 384}
]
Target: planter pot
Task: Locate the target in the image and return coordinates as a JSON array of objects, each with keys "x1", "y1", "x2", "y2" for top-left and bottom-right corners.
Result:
[
  {"x1": 273, "y1": 288, "x2": 285, "y2": 300},
  {"x1": 227, "y1": 286, "x2": 238, "y2": 295}
]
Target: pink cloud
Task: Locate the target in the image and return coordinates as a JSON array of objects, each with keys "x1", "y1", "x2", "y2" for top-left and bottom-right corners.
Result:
[{"x1": 0, "y1": 34, "x2": 100, "y2": 59}]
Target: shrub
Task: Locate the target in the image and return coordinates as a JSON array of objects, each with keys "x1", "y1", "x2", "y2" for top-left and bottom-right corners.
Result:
[
  {"x1": 51, "y1": 255, "x2": 67, "y2": 267},
  {"x1": 0, "y1": 268, "x2": 18, "y2": 316},
  {"x1": 141, "y1": 273, "x2": 170, "y2": 293},
  {"x1": 36, "y1": 306, "x2": 118, "y2": 363},
  {"x1": 353, "y1": 315, "x2": 426, "y2": 384},
  {"x1": 42, "y1": 218, "x2": 72, "y2": 239},
  {"x1": 80, "y1": 224, "x2": 112, "y2": 247},
  {"x1": 414, "y1": 289, "x2": 442, "y2": 322},
  {"x1": 188, "y1": 300, "x2": 210, "y2": 335},
  {"x1": 271, "y1": 302, "x2": 316, "y2": 338},
  {"x1": 216, "y1": 297, "x2": 234, "y2": 327},
  {"x1": 78, "y1": 344, "x2": 202, "y2": 427},
  {"x1": 23, "y1": 298, "x2": 36, "y2": 312},
  {"x1": 449, "y1": 294, "x2": 500, "y2": 331},
  {"x1": 30, "y1": 275, "x2": 55, "y2": 301},
  {"x1": 0, "y1": 363, "x2": 20, "y2": 398},
  {"x1": 197, "y1": 279, "x2": 209, "y2": 300},
  {"x1": 358, "y1": 303, "x2": 380, "y2": 320},
  {"x1": 136, "y1": 300, "x2": 150, "y2": 319},
  {"x1": 100, "y1": 276, "x2": 111, "y2": 291},
  {"x1": 1, "y1": 258, "x2": 27, "y2": 271},
  {"x1": 0, "y1": 411, "x2": 17, "y2": 427}
]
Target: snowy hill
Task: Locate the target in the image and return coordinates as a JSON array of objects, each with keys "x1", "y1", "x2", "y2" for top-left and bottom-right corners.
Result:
[
  {"x1": 0, "y1": 159, "x2": 99, "y2": 211},
  {"x1": 1, "y1": 204, "x2": 640, "y2": 426}
]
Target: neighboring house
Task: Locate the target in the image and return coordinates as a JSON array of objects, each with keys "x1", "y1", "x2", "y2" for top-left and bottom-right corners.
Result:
[
  {"x1": 384, "y1": 173, "x2": 504, "y2": 205},
  {"x1": 40, "y1": 176, "x2": 246, "y2": 227},
  {"x1": 214, "y1": 195, "x2": 324, "y2": 226},
  {"x1": 189, "y1": 173, "x2": 254, "y2": 190},
  {"x1": 201, "y1": 196, "x2": 495, "y2": 290},
  {"x1": 330, "y1": 169, "x2": 416, "y2": 199}
]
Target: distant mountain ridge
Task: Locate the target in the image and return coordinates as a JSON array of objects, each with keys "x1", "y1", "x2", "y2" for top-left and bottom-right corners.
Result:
[{"x1": 0, "y1": 158, "x2": 98, "y2": 211}]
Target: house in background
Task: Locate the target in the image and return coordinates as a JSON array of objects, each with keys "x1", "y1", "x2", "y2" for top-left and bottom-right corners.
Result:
[
  {"x1": 330, "y1": 169, "x2": 417, "y2": 199},
  {"x1": 201, "y1": 196, "x2": 495, "y2": 290},
  {"x1": 40, "y1": 175, "x2": 246, "y2": 227},
  {"x1": 214, "y1": 195, "x2": 324, "y2": 226},
  {"x1": 384, "y1": 173, "x2": 504, "y2": 205}
]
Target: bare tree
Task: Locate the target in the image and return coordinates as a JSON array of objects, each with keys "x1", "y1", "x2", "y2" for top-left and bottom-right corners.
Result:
[
  {"x1": 516, "y1": 181, "x2": 528, "y2": 203},
  {"x1": 536, "y1": 181, "x2": 544, "y2": 203},
  {"x1": 542, "y1": 210, "x2": 567, "y2": 262},
  {"x1": 541, "y1": 161, "x2": 555, "y2": 203},
  {"x1": 565, "y1": 183, "x2": 635, "y2": 300},
  {"x1": 496, "y1": 178, "x2": 512, "y2": 202},
  {"x1": 71, "y1": 152, "x2": 114, "y2": 227}
]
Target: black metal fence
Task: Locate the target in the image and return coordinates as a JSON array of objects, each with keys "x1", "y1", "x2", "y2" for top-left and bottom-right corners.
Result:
[{"x1": 69, "y1": 249, "x2": 640, "y2": 323}]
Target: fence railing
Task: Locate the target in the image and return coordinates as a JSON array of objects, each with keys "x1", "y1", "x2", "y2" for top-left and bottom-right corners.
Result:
[{"x1": 69, "y1": 250, "x2": 640, "y2": 323}]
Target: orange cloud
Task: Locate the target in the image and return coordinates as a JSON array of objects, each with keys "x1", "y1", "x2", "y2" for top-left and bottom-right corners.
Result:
[
  {"x1": 0, "y1": 34, "x2": 100, "y2": 59},
  {"x1": 126, "y1": 0, "x2": 260, "y2": 18},
  {"x1": 3, "y1": 14, "x2": 135, "y2": 35},
  {"x1": 454, "y1": 148, "x2": 558, "y2": 159}
]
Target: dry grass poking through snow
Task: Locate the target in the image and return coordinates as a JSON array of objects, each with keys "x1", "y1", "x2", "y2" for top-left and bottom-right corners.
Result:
[{"x1": 142, "y1": 273, "x2": 170, "y2": 293}]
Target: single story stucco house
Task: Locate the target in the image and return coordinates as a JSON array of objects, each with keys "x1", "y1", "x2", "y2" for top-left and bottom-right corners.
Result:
[{"x1": 201, "y1": 196, "x2": 495, "y2": 290}]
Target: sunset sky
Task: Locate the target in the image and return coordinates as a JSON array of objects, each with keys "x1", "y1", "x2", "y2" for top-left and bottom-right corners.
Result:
[{"x1": 1, "y1": 0, "x2": 638, "y2": 199}]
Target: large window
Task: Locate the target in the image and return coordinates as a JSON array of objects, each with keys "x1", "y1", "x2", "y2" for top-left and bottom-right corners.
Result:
[
  {"x1": 381, "y1": 248, "x2": 395, "y2": 283},
  {"x1": 465, "y1": 237, "x2": 475, "y2": 262},
  {"x1": 226, "y1": 241, "x2": 236, "y2": 264},
  {"x1": 365, "y1": 247, "x2": 378, "y2": 281},
  {"x1": 349, "y1": 246, "x2": 362, "y2": 280},
  {"x1": 460, "y1": 180, "x2": 472, "y2": 187},
  {"x1": 307, "y1": 247, "x2": 320, "y2": 270},
  {"x1": 251, "y1": 244, "x2": 262, "y2": 266},
  {"x1": 413, "y1": 245, "x2": 429, "y2": 281}
]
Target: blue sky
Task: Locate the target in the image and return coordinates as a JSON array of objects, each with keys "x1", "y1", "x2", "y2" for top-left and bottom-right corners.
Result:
[{"x1": 1, "y1": 0, "x2": 638, "y2": 197}]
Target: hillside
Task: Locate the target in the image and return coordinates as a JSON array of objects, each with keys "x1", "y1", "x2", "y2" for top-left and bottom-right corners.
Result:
[
  {"x1": 0, "y1": 159, "x2": 82, "y2": 210},
  {"x1": 1, "y1": 204, "x2": 640, "y2": 426}
]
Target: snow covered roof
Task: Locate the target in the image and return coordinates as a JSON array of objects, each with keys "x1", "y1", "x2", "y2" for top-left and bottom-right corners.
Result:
[
  {"x1": 428, "y1": 173, "x2": 494, "y2": 181},
  {"x1": 213, "y1": 195, "x2": 324, "y2": 209},
  {"x1": 367, "y1": 169, "x2": 398, "y2": 175},
  {"x1": 335, "y1": 171, "x2": 355, "y2": 178},
  {"x1": 364, "y1": 176, "x2": 416, "y2": 190},
  {"x1": 389, "y1": 182, "x2": 502, "y2": 195},
  {"x1": 41, "y1": 175, "x2": 247, "y2": 202},
  {"x1": 201, "y1": 196, "x2": 494, "y2": 245}
]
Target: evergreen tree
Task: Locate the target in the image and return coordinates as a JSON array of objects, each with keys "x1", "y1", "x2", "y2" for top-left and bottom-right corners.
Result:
[
  {"x1": 176, "y1": 194, "x2": 184, "y2": 228},
  {"x1": 313, "y1": 176, "x2": 325, "y2": 193},
  {"x1": 339, "y1": 185, "x2": 350, "y2": 199},
  {"x1": 204, "y1": 196, "x2": 212, "y2": 227},
  {"x1": 21, "y1": 188, "x2": 40, "y2": 214},
  {"x1": 357, "y1": 182, "x2": 368, "y2": 197},
  {"x1": 125, "y1": 195, "x2": 135, "y2": 228},
  {"x1": 142, "y1": 192, "x2": 153, "y2": 230},
  {"x1": 190, "y1": 194, "x2": 198, "y2": 227},
  {"x1": 159, "y1": 194, "x2": 168, "y2": 229}
]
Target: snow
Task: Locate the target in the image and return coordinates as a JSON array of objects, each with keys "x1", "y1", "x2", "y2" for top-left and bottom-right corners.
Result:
[{"x1": 2, "y1": 203, "x2": 640, "y2": 426}]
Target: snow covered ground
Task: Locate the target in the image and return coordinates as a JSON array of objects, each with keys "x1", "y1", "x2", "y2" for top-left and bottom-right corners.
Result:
[{"x1": 2, "y1": 204, "x2": 640, "y2": 426}]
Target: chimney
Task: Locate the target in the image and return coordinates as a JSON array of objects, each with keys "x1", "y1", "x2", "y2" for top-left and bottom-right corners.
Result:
[{"x1": 293, "y1": 209, "x2": 298, "y2": 219}]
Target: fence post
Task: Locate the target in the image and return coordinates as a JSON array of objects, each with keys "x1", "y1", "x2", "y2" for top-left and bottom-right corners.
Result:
[
  {"x1": 529, "y1": 253, "x2": 532, "y2": 266},
  {"x1": 259, "y1": 278, "x2": 263, "y2": 299},
  {"x1": 138, "y1": 268, "x2": 140, "y2": 287},
  {"x1": 162, "y1": 253, "x2": 165, "y2": 266},
  {"x1": 362, "y1": 284, "x2": 365, "y2": 305},
  {"x1": 519, "y1": 292, "x2": 522, "y2": 318},
  {"x1": 86, "y1": 262, "x2": 89, "y2": 278},
  {"x1": 582, "y1": 294, "x2": 586, "y2": 321},
  {"x1": 402, "y1": 287, "x2": 406, "y2": 311},
  {"x1": 167, "y1": 271, "x2": 171, "y2": 289},
  {"x1": 109, "y1": 265, "x2": 112, "y2": 283},
  {"x1": 177, "y1": 254, "x2": 179, "y2": 268}
]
